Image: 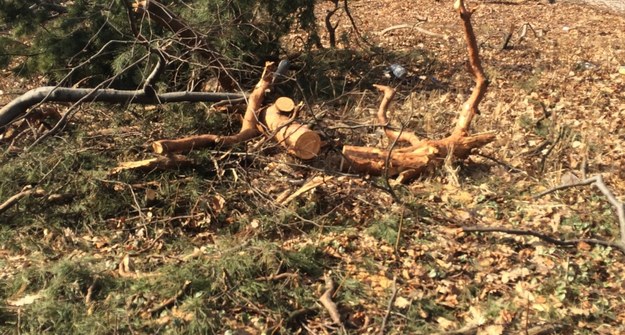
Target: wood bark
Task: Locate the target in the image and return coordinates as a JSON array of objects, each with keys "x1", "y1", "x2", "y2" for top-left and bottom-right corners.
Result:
[
  {"x1": 132, "y1": 0, "x2": 237, "y2": 91},
  {"x1": 0, "y1": 87, "x2": 244, "y2": 129},
  {"x1": 340, "y1": 0, "x2": 495, "y2": 182}
]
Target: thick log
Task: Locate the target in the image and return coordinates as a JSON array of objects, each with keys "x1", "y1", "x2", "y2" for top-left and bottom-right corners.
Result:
[
  {"x1": 263, "y1": 97, "x2": 320, "y2": 160},
  {"x1": 0, "y1": 87, "x2": 244, "y2": 129},
  {"x1": 341, "y1": 145, "x2": 432, "y2": 176},
  {"x1": 341, "y1": 132, "x2": 494, "y2": 176}
]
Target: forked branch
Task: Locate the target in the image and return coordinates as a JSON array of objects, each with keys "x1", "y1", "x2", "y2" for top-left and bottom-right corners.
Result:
[{"x1": 340, "y1": 0, "x2": 494, "y2": 183}]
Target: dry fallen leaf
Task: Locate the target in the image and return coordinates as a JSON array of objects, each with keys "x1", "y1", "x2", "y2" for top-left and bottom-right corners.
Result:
[
  {"x1": 478, "y1": 324, "x2": 504, "y2": 335},
  {"x1": 394, "y1": 296, "x2": 411, "y2": 309},
  {"x1": 437, "y1": 316, "x2": 456, "y2": 330},
  {"x1": 7, "y1": 293, "x2": 42, "y2": 306},
  {"x1": 467, "y1": 306, "x2": 486, "y2": 326}
]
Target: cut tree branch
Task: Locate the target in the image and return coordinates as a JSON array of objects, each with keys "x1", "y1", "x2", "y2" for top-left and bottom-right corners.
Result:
[
  {"x1": 340, "y1": 0, "x2": 495, "y2": 183},
  {"x1": 152, "y1": 62, "x2": 273, "y2": 154},
  {"x1": 453, "y1": 0, "x2": 489, "y2": 136},
  {"x1": 152, "y1": 64, "x2": 321, "y2": 160},
  {"x1": 373, "y1": 84, "x2": 421, "y2": 146}
]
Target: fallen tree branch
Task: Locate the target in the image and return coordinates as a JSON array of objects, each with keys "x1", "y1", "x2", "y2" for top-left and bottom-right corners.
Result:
[
  {"x1": 152, "y1": 64, "x2": 321, "y2": 160},
  {"x1": 340, "y1": 0, "x2": 495, "y2": 183},
  {"x1": 0, "y1": 87, "x2": 244, "y2": 129},
  {"x1": 0, "y1": 186, "x2": 44, "y2": 215},
  {"x1": 152, "y1": 62, "x2": 274, "y2": 154}
]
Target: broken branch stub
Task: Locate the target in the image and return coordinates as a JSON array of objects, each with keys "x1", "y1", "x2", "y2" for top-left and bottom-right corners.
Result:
[{"x1": 340, "y1": 0, "x2": 495, "y2": 183}]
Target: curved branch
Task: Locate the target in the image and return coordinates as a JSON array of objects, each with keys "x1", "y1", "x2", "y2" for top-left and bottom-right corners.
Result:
[
  {"x1": 453, "y1": 0, "x2": 489, "y2": 136},
  {"x1": 152, "y1": 62, "x2": 277, "y2": 154},
  {"x1": 373, "y1": 84, "x2": 421, "y2": 146}
]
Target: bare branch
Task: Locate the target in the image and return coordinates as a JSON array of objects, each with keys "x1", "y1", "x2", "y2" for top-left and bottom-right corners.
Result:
[
  {"x1": 0, "y1": 87, "x2": 244, "y2": 129},
  {"x1": 453, "y1": 0, "x2": 489, "y2": 136},
  {"x1": 0, "y1": 186, "x2": 43, "y2": 215},
  {"x1": 462, "y1": 226, "x2": 625, "y2": 254},
  {"x1": 379, "y1": 276, "x2": 398, "y2": 335}
]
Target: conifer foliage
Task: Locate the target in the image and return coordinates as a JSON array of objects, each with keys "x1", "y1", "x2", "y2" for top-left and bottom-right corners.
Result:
[{"x1": 0, "y1": 0, "x2": 318, "y2": 89}]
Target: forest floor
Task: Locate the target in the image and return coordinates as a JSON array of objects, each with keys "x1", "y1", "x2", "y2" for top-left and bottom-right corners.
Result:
[{"x1": 2, "y1": 0, "x2": 625, "y2": 334}]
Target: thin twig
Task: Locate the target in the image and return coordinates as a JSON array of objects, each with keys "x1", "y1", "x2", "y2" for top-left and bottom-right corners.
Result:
[
  {"x1": 379, "y1": 276, "x2": 398, "y2": 335},
  {"x1": 379, "y1": 24, "x2": 448, "y2": 40},
  {"x1": 539, "y1": 127, "x2": 565, "y2": 174},
  {"x1": 343, "y1": 0, "x2": 374, "y2": 47},
  {"x1": 85, "y1": 275, "x2": 99, "y2": 305},
  {"x1": 0, "y1": 186, "x2": 36, "y2": 215},
  {"x1": 319, "y1": 272, "x2": 344, "y2": 328},
  {"x1": 394, "y1": 210, "x2": 404, "y2": 254},
  {"x1": 476, "y1": 152, "x2": 527, "y2": 174},
  {"x1": 142, "y1": 280, "x2": 192, "y2": 317},
  {"x1": 462, "y1": 226, "x2": 625, "y2": 254}
]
